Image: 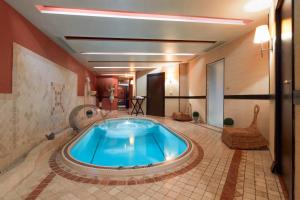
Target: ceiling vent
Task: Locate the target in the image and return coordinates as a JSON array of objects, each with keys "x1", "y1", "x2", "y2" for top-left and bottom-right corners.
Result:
[{"x1": 204, "y1": 41, "x2": 226, "y2": 52}]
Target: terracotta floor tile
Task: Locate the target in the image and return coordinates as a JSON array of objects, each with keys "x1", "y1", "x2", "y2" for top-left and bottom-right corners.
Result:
[{"x1": 2, "y1": 114, "x2": 286, "y2": 200}]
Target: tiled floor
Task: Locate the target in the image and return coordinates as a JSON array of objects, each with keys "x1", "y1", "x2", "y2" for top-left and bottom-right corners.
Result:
[{"x1": 2, "y1": 114, "x2": 286, "y2": 200}]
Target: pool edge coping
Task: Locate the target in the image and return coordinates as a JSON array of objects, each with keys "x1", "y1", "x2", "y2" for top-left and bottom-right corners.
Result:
[{"x1": 61, "y1": 117, "x2": 193, "y2": 173}]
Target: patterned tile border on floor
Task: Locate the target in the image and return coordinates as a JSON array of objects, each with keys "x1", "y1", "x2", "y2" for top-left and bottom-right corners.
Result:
[
  {"x1": 24, "y1": 171, "x2": 56, "y2": 200},
  {"x1": 220, "y1": 150, "x2": 242, "y2": 200},
  {"x1": 49, "y1": 139, "x2": 204, "y2": 185}
]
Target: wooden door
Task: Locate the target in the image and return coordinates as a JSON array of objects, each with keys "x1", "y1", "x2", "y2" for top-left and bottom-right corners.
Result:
[
  {"x1": 147, "y1": 73, "x2": 165, "y2": 116},
  {"x1": 275, "y1": 0, "x2": 294, "y2": 198}
]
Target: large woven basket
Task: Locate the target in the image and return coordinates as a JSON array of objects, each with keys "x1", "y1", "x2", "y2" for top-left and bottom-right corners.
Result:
[
  {"x1": 172, "y1": 103, "x2": 192, "y2": 122},
  {"x1": 222, "y1": 105, "x2": 268, "y2": 150}
]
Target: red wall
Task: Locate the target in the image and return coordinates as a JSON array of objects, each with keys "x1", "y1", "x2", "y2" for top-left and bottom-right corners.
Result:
[
  {"x1": 0, "y1": 2, "x2": 95, "y2": 95},
  {"x1": 96, "y1": 77, "x2": 119, "y2": 110}
]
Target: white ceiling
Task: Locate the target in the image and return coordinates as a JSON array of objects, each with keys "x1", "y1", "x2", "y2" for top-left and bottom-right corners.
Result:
[{"x1": 5, "y1": 0, "x2": 269, "y2": 75}]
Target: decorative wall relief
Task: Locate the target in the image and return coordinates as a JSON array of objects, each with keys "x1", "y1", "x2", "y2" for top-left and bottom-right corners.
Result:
[
  {"x1": 0, "y1": 43, "x2": 87, "y2": 171},
  {"x1": 51, "y1": 82, "x2": 65, "y2": 116},
  {"x1": 0, "y1": 44, "x2": 96, "y2": 171}
]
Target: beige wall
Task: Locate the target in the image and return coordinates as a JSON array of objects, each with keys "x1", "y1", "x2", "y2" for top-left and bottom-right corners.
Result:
[
  {"x1": 187, "y1": 54, "x2": 207, "y2": 122},
  {"x1": 179, "y1": 63, "x2": 189, "y2": 112},
  {"x1": 0, "y1": 44, "x2": 95, "y2": 171},
  {"x1": 136, "y1": 64, "x2": 179, "y2": 116},
  {"x1": 188, "y1": 30, "x2": 269, "y2": 95},
  {"x1": 187, "y1": 29, "x2": 271, "y2": 140},
  {"x1": 295, "y1": 0, "x2": 300, "y2": 198}
]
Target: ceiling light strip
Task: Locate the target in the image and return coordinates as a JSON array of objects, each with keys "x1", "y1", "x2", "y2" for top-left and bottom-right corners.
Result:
[
  {"x1": 81, "y1": 52, "x2": 195, "y2": 56},
  {"x1": 88, "y1": 61, "x2": 182, "y2": 63},
  {"x1": 36, "y1": 5, "x2": 251, "y2": 25},
  {"x1": 65, "y1": 36, "x2": 216, "y2": 43},
  {"x1": 99, "y1": 74, "x2": 134, "y2": 76},
  {"x1": 93, "y1": 66, "x2": 157, "y2": 69}
]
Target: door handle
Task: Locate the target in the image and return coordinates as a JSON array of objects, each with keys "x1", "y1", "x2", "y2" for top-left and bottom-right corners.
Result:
[{"x1": 283, "y1": 80, "x2": 292, "y2": 84}]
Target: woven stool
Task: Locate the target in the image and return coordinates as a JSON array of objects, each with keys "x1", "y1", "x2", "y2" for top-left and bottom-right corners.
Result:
[
  {"x1": 172, "y1": 103, "x2": 192, "y2": 122},
  {"x1": 222, "y1": 105, "x2": 268, "y2": 150}
]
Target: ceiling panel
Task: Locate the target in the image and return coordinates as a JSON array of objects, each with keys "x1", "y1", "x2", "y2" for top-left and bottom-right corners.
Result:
[
  {"x1": 89, "y1": 62, "x2": 180, "y2": 67},
  {"x1": 90, "y1": 62, "x2": 179, "y2": 73},
  {"x1": 66, "y1": 40, "x2": 213, "y2": 54},
  {"x1": 6, "y1": 0, "x2": 266, "y2": 19},
  {"x1": 5, "y1": 0, "x2": 269, "y2": 73},
  {"x1": 23, "y1": 15, "x2": 257, "y2": 41},
  {"x1": 93, "y1": 68, "x2": 145, "y2": 72},
  {"x1": 80, "y1": 54, "x2": 194, "y2": 62}
]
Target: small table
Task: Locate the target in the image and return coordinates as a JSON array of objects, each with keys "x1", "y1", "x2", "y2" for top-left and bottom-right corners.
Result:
[{"x1": 130, "y1": 97, "x2": 145, "y2": 116}]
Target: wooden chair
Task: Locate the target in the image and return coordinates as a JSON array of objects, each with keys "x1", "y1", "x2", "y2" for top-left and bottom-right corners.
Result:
[
  {"x1": 172, "y1": 103, "x2": 192, "y2": 122},
  {"x1": 222, "y1": 105, "x2": 268, "y2": 150}
]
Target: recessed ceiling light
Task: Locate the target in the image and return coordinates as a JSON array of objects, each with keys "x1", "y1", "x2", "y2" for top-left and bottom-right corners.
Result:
[
  {"x1": 81, "y1": 52, "x2": 195, "y2": 56},
  {"x1": 36, "y1": 5, "x2": 251, "y2": 25},
  {"x1": 244, "y1": 0, "x2": 272, "y2": 12},
  {"x1": 93, "y1": 66, "x2": 157, "y2": 69},
  {"x1": 100, "y1": 73, "x2": 134, "y2": 76},
  {"x1": 88, "y1": 61, "x2": 182, "y2": 63}
]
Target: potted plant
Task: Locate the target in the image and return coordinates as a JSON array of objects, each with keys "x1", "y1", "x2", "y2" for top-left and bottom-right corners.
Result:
[
  {"x1": 224, "y1": 118, "x2": 234, "y2": 127},
  {"x1": 192, "y1": 111, "x2": 200, "y2": 123}
]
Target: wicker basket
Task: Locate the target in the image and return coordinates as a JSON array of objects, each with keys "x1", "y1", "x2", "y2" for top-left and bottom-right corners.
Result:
[
  {"x1": 222, "y1": 105, "x2": 268, "y2": 150},
  {"x1": 172, "y1": 103, "x2": 192, "y2": 122}
]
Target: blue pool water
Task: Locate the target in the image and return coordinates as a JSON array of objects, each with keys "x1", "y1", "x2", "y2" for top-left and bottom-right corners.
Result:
[{"x1": 70, "y1": 119, "x2": 188, "y2": 167}]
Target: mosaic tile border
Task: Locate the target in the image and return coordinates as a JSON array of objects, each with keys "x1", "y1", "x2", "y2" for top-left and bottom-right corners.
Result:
[
  {"x1": 25, "y1": 172, "x2": 56, "y2": 200},
  {"x1": 220, "y1": 150, "x2": 242, "y2": 200},
  {"x1": 49, "y1": 139, "x2": 204, "y2": 186},
  {"x1": 22, "y1": 138, "x2": 288, "y2": 200}
]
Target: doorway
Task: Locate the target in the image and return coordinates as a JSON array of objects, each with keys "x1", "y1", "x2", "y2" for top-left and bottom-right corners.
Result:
[
  {"x1": 275, "y1": 0, "x2": 294, "y2": 199},
  {"x1": 206, "y1": 59, "x2": 224, "y2": 128},
  {"x1": 117, "y1": 78, "x2": 133, "y2": 110},
  {"x1": 147, "y1": 72, "x2": 165, "y2": 116}
]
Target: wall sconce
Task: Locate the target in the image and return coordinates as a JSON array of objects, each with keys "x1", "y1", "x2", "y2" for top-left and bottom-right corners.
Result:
[{"x1": 253, "y1": 25, "x2": 273, "y2": 57}]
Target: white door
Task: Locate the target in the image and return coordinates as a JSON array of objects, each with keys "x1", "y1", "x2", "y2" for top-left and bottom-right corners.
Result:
[{"x1": 207, "y1": 59, "x2": 224, "y2": 128}]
